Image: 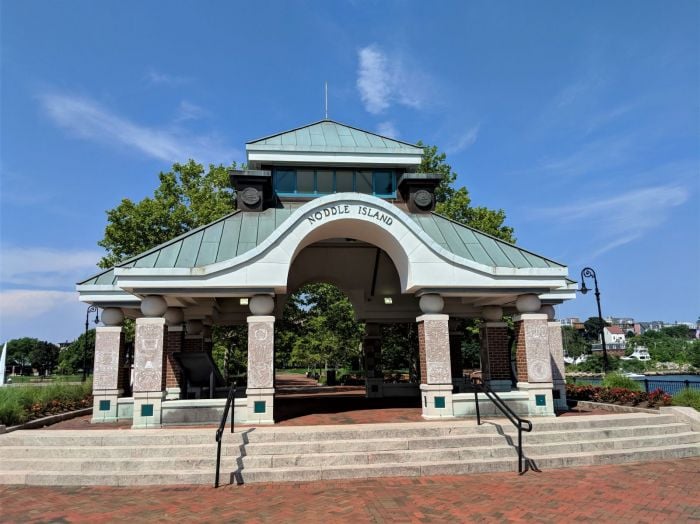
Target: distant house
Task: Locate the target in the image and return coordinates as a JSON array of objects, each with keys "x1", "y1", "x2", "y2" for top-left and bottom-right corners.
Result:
[{"x1": 591, "y1": 326, "x2": 627, "y2": 357}]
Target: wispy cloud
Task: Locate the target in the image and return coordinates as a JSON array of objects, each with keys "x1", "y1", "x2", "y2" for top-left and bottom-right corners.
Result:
[
  {"x1": 38, "y1": 92, "x2": 236, "y2": 163},
  {"x1": 537, "y1": 184, "x2": 689, "y2": 258},
  {"x1": 445, "y1": 124, "x2": 480, "y2": 154},
  {"x1": 0, "y1": 290, "x2": 79, "y2": 320},
  {"x1": 356, "y1": 44, "x2": 429, "y2": 114},
  {"x1": 1, "y1": 247, "x2": 102, "y2": 289},
  {"x1": 376, "y1": 121, "x2": 399, "y2": 139},
  {"x1": 146, "y1": 68, "x2": 191, "y2": 86},
  {"x1": 175, "y1": 100, "x2": 209, "y2": 122}
]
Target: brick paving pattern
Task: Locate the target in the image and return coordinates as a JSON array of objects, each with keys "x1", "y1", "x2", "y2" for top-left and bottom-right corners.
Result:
[{"x1": 0, "y1": 458, "x2": 697, "y2": 523}]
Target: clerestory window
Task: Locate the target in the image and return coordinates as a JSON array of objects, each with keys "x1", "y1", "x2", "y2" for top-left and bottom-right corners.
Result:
[{"x1": 272, "y1": 168, "x2": 396, "y2": 197}]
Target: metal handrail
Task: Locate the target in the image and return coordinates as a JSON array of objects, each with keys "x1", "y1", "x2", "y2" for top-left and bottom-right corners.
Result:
[
  {"x1": 469, "y1": 377, "x2": 533, "y2": 474},
  {"x1": 214, "y1": 382, "x2": 236, "y2": 488}
]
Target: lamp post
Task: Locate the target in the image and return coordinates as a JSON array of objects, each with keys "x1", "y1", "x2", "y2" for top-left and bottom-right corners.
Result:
[
  {"x1": 83, "y1": 305, "x2": 100, "y2": 382},
  {"x1": 579, "y1": 267, "x2": 609, "y2": 373}
]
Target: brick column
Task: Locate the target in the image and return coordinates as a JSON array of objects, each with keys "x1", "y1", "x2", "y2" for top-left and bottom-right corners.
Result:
[
  {"x1": 513, "y1": 296, "x2": 555, "y2": 416},
  {"x1": 92, "y1": 326, "x2": 126, "y2": 423},
  {"x1": 548, "y1": 321, "x2": 567, "y2": 411},
  {"x1": 132, "y1": 317, "x2": 167, "y2": 428},
  {"x1": 417, "y1": 312, "x2": 454, "y2": 418},
  {"x1": 479, "y1": 322, "x2": 512, "y2": 392},
  {"x1": 363, "y1": 323, "x2": 383, "y2": 398},
  {"x1": 164, "y1": 326, "x2": 184, "y2": 400}
]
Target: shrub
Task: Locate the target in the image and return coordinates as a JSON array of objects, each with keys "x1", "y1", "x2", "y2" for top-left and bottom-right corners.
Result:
[
  {"x1": 0, "y1": 381, "x2": 92, "y2": 426},
  {"x1": 602, "y1": 372, "x2": 642, "y2": 391},
  {"x1": 672, "y1": 388, "x2": 700, "y2": 411},
  {"x1": 566, "y1": 383, "x2": 672, "y2": 409}
]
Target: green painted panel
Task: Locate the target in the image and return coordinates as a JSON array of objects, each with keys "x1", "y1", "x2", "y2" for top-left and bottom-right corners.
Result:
[
  {"x1": 281, "y1": 132, "x2": 297, "y2": 146},
  {"x1": 274, "y1": 207, "x2": 292, "y2": 228},
  {"x1": 175, "y1": 230, "x2": 204, "y2": 268},
  {"x1": 296, "y1": 127, "x2": 312, "y2": 146},
  {"x1": 202, "y1": 221, "x2": 224, "y2": 243},
  {"x1": 141, "y1": 404, "x2": 153, "y2": 417},
  {"x1": 475, "y1": 236, "x2": 515, "y2": 268},
  {"x1": 414, "y1": 215, "x2": 448, "y2": 247},
  {"x1": 155, "y1": 242, "x2": 182, "y2": 268},
  {"x1": 216, "y1": 217, "x2": 243, "y2": 262},
  {"x1": 499, "y1": 243, "x2": 531, "y2": 268},
  {"x1": 134, "y1": 251, "x2": 159, "y2": 268},
  {"x1": 366, "y1": 133, "x2": 386, "y2": 148},
  {"x1": 257, "y1": 212, "x2": 276, "y2": 245},
  {"x1": 349, "y1": 128, "x2": 372, "y2": 147},
  {"x1": 95, "y1": 269, "x2": 116, "y2": 285},
  {"x1": 196, "y1": 241, "x2": 219, "y2": 266},
  {"x1": 433, "y1": 220, "x2": 472, "y2": 259},
  {"x1": 453, "y1": 226, "x2": 480, "y2": 245},
  {"x1": 237, "y1": 214, "x2": 259, "y2": 255}
]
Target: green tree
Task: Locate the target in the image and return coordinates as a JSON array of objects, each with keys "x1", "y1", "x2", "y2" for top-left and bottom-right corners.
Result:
[
  {"x1": 562, "y1": 326, "x2": 588, "y2": 358},
  {"x1": 583, "y1": 317, "x2": 608, "y2": 342},
  {"x1": 418, "y1": 142, "x2": 515, "y2": 242},
  {"x1": 6, "y1": 337, "x2": 37, "y2": 371},
  {"x1": 98, "y1": 161, "x2": 237, "y2": 268},
  {"x1": 29, "y1": 341, "x2": 59, "y2": 376},
  {"x1": 57, "y1": 330, "x2": 95, "y2": 375}
]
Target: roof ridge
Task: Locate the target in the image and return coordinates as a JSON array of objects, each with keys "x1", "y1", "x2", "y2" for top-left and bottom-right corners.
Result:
[
  {"x1": 429, "y1": 211, "x2": 566, "y2": 268},
  {"x1": 77, "y1": 210, "x2": 241, "y2": 285},
  {"x1": 246, "y1": 119, "x2": 423, "y2": 150}
]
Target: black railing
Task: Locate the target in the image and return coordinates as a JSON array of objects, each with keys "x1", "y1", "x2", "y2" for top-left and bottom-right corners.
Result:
[
  {"x1": 569, "y1": 376, "x2": 700, "y2": 396},
  {"x1": 469, "y1": 377, "x2": 533, "y2": 474},
  {"x1": 214, "y1": 382, "x2": 236, "y2": 488}
]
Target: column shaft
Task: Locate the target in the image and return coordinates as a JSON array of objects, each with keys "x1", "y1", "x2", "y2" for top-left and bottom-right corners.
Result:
[
  {"x1": 92, "y1": 326, "x2": 125, "y2": 423},
  {"x1": 513, "y1": 313, "x2": 555, "y2": 416},
  {"x1": 246, "y1": 315, "x2": 275, "y2": 424},
  {"x1": 132, "y1": 317, "x2": 167, "y2": 428},
  {"x1": 417, "y1": 314, "x2": 454, "y2": 418},
  {"x1": 479, "y1": 322, "x2": 512, "y2": 392},
  {"x1": 548, "y1": 321, "x2": 567, "y2": 410}
]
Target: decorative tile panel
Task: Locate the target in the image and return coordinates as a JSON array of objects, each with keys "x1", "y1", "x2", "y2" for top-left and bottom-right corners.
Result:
[
  {"x1": 421, "y1": 317, "x2": 451, "y2": 385},
  {"x1": 133, "y1": 318, "x2": 166, "y2": 392},
  {"x1": 524, "y1": 319, "x2": 553, "y2": 383},
  {"x1": 548, "y1": 322, "x2": 565, "y2": 382},
  {"x1": 93, "y1": 328, "x2": 123, "y2": 390},
  {"x1": 247, "y1": 317, "x2": 274, "y2": 389}
]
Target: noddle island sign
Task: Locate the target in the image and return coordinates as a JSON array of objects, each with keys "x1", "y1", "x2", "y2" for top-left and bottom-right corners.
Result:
[{"x1": 306, "y1": 204, "x2": 394, "y2": 226}]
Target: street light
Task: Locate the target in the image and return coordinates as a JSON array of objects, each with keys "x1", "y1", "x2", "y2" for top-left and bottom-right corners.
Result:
[
  {"x1": 83, "y1": 305, "x2": 100, "y2": 382},
  {"x1": 579, "y1": 267, "x2": 609, "y2": 373}
]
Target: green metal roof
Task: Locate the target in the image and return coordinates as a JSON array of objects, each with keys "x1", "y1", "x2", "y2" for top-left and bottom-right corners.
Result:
[
  {"x1": 246, "y1": 120, "x2": 423, "y2": 154},
  {"x1": 79, "y1": 203, "x2": 563, "y2": 286},
  {"x1": 410, "y1": 213, "x2": 564, "y2": 269}
]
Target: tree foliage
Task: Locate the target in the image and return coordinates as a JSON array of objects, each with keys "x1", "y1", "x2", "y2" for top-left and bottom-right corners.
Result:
[
  {"x1": 627, "y1": 326, "x2": 699, "y2": 365},
  {"x1": 562, "y1": 326, "x2": 588, "y2": 358},
  {"x1": 418, "y1": 143, "x2": 515, "y2": 243},
  {"x1": 6, "y1": 338, "x2": 59, "y2": 375},
  {"x1": 57, "y1": 330, "x2": 95, "y2": 375},
  {"x1": 276, "y1": 283, "x2": 363, "y2": 372},
  {"x1": 98, "y1": 161, "x2": 236, "y2": 268}
]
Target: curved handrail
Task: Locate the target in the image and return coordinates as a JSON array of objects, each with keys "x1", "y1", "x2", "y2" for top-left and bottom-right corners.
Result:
[
  {"x1": 214, "y1": 382, "x2": 236, "y2": 488},
  {"x1": 469, "y1": 376, "x2": 532, "y2": 474}
]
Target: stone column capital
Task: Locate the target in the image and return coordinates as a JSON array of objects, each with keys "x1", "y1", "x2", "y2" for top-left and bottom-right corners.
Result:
[
  {"x1": 247, "y1": 315, "x2": 276, "y2": 323},
  {"x1": 484, "y1": 322, "x2": 508, "y2": 328},
  {"x1": 416, "y1": 313, "x2": 449, "y2": 323},
  {"x1": 513, "y1": 313, "x2": 548, "y2": 322}
]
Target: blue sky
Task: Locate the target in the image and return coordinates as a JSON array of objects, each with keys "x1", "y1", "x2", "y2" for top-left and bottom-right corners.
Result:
[{"x1": 1, "y1": 1, "x2": 698, "y2": 343}]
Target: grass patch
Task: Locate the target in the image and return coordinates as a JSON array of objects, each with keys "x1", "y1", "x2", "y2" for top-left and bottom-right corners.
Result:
[
  {"x1": 0, "y1": 381, "x2": 92, "y2": 426},
  {"x1": 672, "y1": 388, "x2": 700, "y2": 411}
]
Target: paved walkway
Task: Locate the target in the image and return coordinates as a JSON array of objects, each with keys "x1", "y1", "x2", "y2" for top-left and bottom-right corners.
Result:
[{"x1": 0, "y1": 458, "x2": 697, "y2": 523}]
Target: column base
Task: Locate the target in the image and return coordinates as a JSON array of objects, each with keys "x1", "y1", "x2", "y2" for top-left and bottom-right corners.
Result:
[
  {"x1": 365, "y1": 378, "x2": 384, "y2": 398},
  {"x1": 517, "y1": 382, "x2": 555, "y2": 417},
  {"x1": 486, "y1": 379, "x2": 512, "y2": 392},
  {"x1": 91, "y1": 389, "x2": 123, "y2": 423},
  {"x1": 553, "y1": 380, "x2": 568, "y2": 411},
  {"x1": 132, "y1": 391, "x2": 166, "y2": 429},
  {"x1": 165, "y1": 387, "x2": 181, "y2": 400},
  {"x1": 420, "y1": 384, "x2": 455, "y2": 419},
  {"x1": 245, "y1": 388, "x2": 275, "y2": 424}
]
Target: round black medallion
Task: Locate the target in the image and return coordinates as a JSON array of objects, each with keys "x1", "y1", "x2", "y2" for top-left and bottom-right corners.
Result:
[
  {"x1": 414, "y1": 189, "x2": 433, "y2": 209},
  {"x1": 241, "y1": 187, "x2": 261, "y2": 206}
]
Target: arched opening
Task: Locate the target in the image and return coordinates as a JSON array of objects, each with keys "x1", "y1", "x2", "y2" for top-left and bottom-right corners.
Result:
[{"x1": 272, "y1": 236, "x2": 423, "y2": 424}]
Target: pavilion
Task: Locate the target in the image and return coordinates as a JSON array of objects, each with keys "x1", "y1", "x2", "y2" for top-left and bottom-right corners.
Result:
[{"x1": 77, "y1": 119, "x2": 575, "y2": 428}]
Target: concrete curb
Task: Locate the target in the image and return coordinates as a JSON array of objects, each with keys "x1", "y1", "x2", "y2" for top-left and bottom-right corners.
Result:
[
  {"x1": 570, "y1": 400, "x2": 659, "y2": 414},
  {"x1": 661, "y1": 406, "x2": 700, "y2": 431},
  {"x1": 5, "y1": 408, "x2": 93, "y2": 433}
]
